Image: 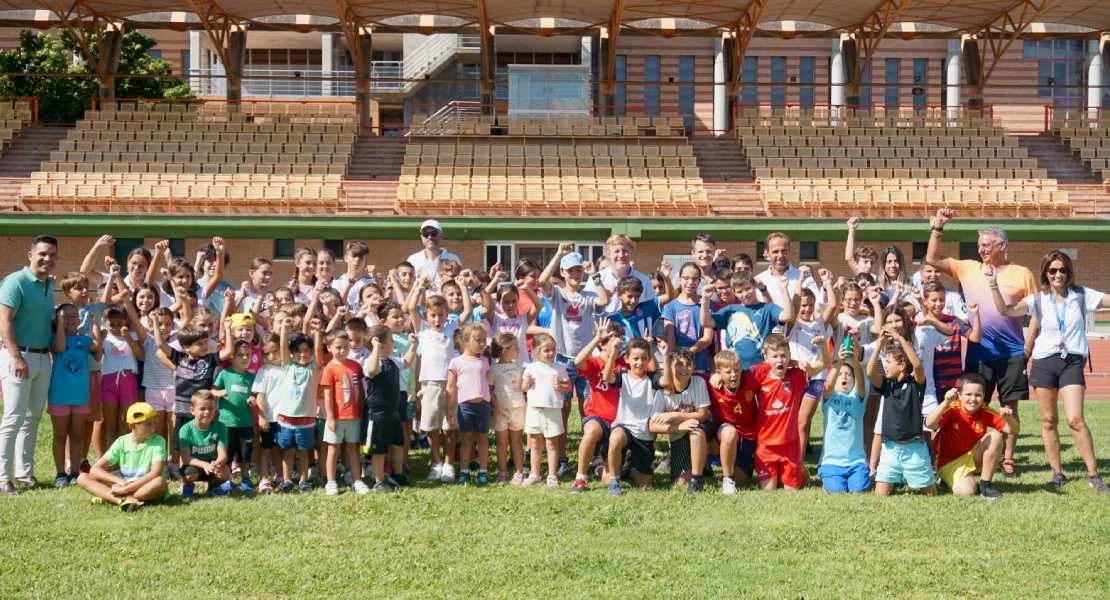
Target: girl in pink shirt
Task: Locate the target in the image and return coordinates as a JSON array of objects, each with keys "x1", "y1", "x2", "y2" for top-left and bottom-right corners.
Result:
[{"x1": 446, "y1": 323, "x2": 492, "y2": 485}]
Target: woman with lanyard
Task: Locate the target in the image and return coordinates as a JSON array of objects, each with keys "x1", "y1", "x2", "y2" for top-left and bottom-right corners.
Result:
[{"x1": 986, "y1": 250, "x2": 1109, "y2": 493}]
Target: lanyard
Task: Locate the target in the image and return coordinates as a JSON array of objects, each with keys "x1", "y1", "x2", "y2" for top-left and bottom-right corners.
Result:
[{"x1": 1048, "y1": 290, "x2": 1069, "y2": 356}]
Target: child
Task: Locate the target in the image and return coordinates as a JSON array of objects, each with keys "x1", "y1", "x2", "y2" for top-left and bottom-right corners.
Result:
[
  {"x1": 270, "y1": 324, "x2": 324, "y2": 493},
  {"x1": 447, "y1": 322, "x2": 492, "y2": 485},
  {"x1": 289, "y1": 246, "x2": 318, "y2": 303},
  {"x1": 154, "y1": 324, "x2": 221, "y2": 473},
  {"x1": 867, "y1": 326, "x2": 936, "y2": 496},
  {"x1": 489, "y1": 333, "x2": 527, "y2": 484},
  {"x1": 570, "y1": 322, "x2": 625, "y2": 493},
  {"x1": 522, "y1": 333, "x2": 572, "y2": 487},
  {"x1": 751, "y1": 333, "x2": 829, "y2": 491},
  {"x1": 59, "y1": 271, "x2": 105, "y2": 463},
  {"x1": 926, "y1": 374, "x2": 1019, "y2": 499},
  {"x1": 177, "y1": 390, "x2": 231, "y2": 498},
  {"x1": 607, "y1": 273, "x2": 673, "y2": 344},
  {"x1": 791, "y1": 275, "x2": 839, "y2": 457},
  {"x1": 251, "y1": 332, "x2": 284, "y2": 493},
  {"x1": 648, "y1": 344, "x2": 710, "y2": 493},
  {"x1": 706, "y1": 350, "x2": 757, "y2": 494},
  {"x1": 364, "y1": 325, "x2": 418, "y2": 493},
  {"x1": 488, "y1": 278, "x2": 542, "y2": 366},
  {"x1": 662, "y1": 262, "x2": 715, "y2": 373},
  {"x1": 817, "y1": 349, "x2": 870, "y2": 493},
  {"x1": 844, "y1": 217, "x2": 878, "y2": 276},
  {"x1": 139, "y1": 308, "x2": 177, "y2": 468},
  {"x1": 334, "y1": 241, "x2": 373, "y2": 312},
  {"x1": 374, "y1": 303, "x2": 417, "y2": 472},
  {"x1": 602, "y1": 337, "x2": 661, "y2": 496},
  {"x1": 99, "y1": 298, "x2": 146, "y2": 449},
  {"x1": 212, "y1": 340, "x2": 257, "y2": 493},
  {"x1": 702, "y1": 272, "x2": 796, "y2": 369},
  {"x1": 76, "y1": 402, "x2": 169, "y2": 511},
  {"x1": 922, "y1": 281, "x2": 981, "y2": 401},
  {"x1": 390, "y1": 261, "x2": 416, "y2": 305},
  {"x1": 319, "y1": 328, "x2": 366, "y2": 495},
  {"x1": 49, "y1": 304, "x2": 102, "y2": 486}
]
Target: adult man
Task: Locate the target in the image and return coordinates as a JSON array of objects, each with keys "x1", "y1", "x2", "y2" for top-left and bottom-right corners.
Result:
[
  {"x1": 926, "y1": 209, "x2": 1037, "y2": 478},
  {"x1": 754, "y1": 232, "x2": 821, "y2": 333},
  {"x1": 586, "y1": 234, "x2": 655, "y2": 313},
  {"x1": 406, "y1": 219, "x2": 461, "y2": 285},
  {"x1": 691, "y1": 233, "x2": 717, "y2": 288},
  {"x1": 0, "y1": 235, "x2": 58, "y2": 495}
]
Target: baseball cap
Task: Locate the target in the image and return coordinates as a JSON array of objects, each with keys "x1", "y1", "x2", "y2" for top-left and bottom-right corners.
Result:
[
  {"x1": 420, "y1": 219, "x2": 443, "y2": 233},
  {"x1": 126, "y1": 402, "x2": 157, "y2": 425},
  {"x1": 560, "y1": 252, "x2": 585, "y2": 270},
  {"x1": 229, "y1": 312, "x2": 256, "y2": 329}
]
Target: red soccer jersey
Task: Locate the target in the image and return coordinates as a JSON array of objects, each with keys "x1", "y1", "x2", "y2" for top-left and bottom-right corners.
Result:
[
  {"x1": 932, "y1": 401, "x2": 1010, "y2": 469},
  {"x1": 751, "y1": 363, "x2": 808, "y2": 446},
  {"x1": 578, "y1": 355, "x2": 627, "y2": 424},
  {"x1": 706, "y1": 373, "x2": 758, "y2": 440}
]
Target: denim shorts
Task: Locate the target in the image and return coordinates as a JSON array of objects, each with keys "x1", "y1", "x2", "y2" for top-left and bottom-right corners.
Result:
[
  {"x1": 457, "y1": 401, "x2": 491, "y2": 434},
  {"x1": 276, "y1": 424, "x2": 317, "y2": 451},
  {"x1": 555, "y1": 354, "x2": 591, "y2": 405}
]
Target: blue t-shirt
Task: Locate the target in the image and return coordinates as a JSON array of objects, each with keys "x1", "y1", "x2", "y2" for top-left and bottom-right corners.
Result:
[
  {"x1": 49, "y1": 334, "x2": 94, "y2": 406},
  {"x1": 711, "y1": 302, "x2": 783, "y2": 369},
  {"x1": 607, "y1": 299, "x2": 663, "y2": 341},
  {"x1": 534, "y1": 296, "x2": 553, "y2": 329},
  {"x1": 820, "y1": 389, "x2": 867, "y2": 467},
  {"x1": 77, "y1": 302, "x2": 105, "y2": 371},
  {"x1": 661, "y1": 298, "x2": 709, "y2": 372}
]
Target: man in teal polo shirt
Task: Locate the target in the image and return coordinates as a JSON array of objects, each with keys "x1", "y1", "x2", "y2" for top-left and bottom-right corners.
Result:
[{"x1": 0, "y1": 235, "x2": 58, "y2": 495}]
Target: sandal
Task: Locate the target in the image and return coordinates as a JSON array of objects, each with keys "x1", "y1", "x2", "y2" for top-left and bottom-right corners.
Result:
[{"x1": 1000, "y1": 458, "x2": 1018, "y2": 479}]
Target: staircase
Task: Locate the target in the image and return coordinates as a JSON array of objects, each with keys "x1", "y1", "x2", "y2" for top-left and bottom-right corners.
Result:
[
  {"x1": 342, "y1": 136, "x2": 405, "y2": 214},
  {"x1": 689, "y1": 137, "x2": 753, "y2": 183},
  {"x1": 0, "y1": 125, "x2": 71, "y2": 211},
  {"x1": 1016, "y1": 133, "x2": 1101, "y2": 184}
]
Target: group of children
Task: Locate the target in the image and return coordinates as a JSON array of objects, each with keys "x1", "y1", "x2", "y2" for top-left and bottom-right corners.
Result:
[{"x1": 46, "y1": 228, "x2": 1020, "y2": 511}]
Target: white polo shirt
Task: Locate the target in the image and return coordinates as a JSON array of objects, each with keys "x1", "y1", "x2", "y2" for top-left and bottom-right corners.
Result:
[
  {"x1": 586, "y1": 266, "x2": 656, "y2": 315},
  {"x1": 755, "y1": 263, "x2": 822, "y2": 333},
  {"x1": 406, "y1": 248, "x2": 461, "y2": 284}
]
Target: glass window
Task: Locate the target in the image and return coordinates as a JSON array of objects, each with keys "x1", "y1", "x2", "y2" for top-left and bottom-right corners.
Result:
[
  {"x1": 799, "y1": 57, "x2": 815, "y2": 107},
  {"x1": 614, "y1": 55, "x2": 627, "y2": 115},
  {"x1": 324, "y1": 239, "x2": 344, "y2": 258},
  {"x1": 799, "y1": 242, "x2": 818, "y2": 262},
  {"x1": 644, "y1": 56, "x2": 660, "y2": 115},
  {"x1": 884, "y1": 58, "x2": 900, "y2": 108},
  {"x1": 112, "y1": 239, "x2": 143, "y2": 267},
  {"x1": 958, "y1": 242, "x2": 980, "y2": 262},
  {"x1": 741, "y1": 57, "x2": 758, "y2": 105},
  {"x1": 912, "y1": 242, "x2": 928, "y2": 263},
  {"x1": 913, "y1": 59, "x2": 927, "y2": 109},
  {"x1": 1023, "y1": 41, "x2": 1037, "y2": 60},
  {"x1": 169, "y1": 239, "x2": 185, "y2": 258},
  {"x1": 274, "y1": 239, "x2": 295, "y2": 260},
  {"x1": 859, "y1": 60, "x2": 872, "y2": 108},
  {"x1": 771, "y1": 57, "x2": 786, "y2": 107},
  {"x1": 678, "y1": 56, "x2": 695, "y2": 131},
  {"x1": 485, "y1": 244, "x2": 512, "y2": 270}
]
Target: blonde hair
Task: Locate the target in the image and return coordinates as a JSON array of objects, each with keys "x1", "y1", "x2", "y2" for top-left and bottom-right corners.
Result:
[{"x1": 605, "y1": 234, "x2": 634, "y2": 252}]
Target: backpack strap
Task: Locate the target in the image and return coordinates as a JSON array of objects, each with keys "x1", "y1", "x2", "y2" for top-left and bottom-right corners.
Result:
[{"x1": 1027, "y1": 292, "x2": 1042, "y2": 324}]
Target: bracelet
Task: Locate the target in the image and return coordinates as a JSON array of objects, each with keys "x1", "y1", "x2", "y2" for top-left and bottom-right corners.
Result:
[{"x1": 930, "y1": 226, "x2": 944, "y2": 233}]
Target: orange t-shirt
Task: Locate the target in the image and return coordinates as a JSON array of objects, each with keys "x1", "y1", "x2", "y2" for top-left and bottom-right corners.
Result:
[
  {"x1": 751, "y1": 363, "x2": 807, "y2": 447},
  {"x1": 319, "y1": 359, "x2": 362, "y2": 421},
  {"x1": 932, "y1": 401, "x2": 1010, "y2": 469}
]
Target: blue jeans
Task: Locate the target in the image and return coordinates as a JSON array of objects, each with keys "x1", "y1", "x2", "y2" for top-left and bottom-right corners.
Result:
[{"x1": 555, "y1": 354, "x2": 590, "y2": 405}]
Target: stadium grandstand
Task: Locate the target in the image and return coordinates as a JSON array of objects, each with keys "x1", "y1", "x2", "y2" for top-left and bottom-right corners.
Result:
[{"x1": 0, "y1": 0, "x2": 1108, "y2": 297}]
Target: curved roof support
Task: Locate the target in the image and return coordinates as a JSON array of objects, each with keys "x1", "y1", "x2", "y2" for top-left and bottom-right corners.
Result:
[
  {"x1": 974, "y1": 0, "x2": 1059, "y2": 99},
  {"x1": 845, "y1": 0, "x2": 909, "y2": 104},
  {"x1": 43, "y1": 0, "x2": 109, "y2": 79},
  {"x1": 181, "y1": 0, "x2": 237, "y2": 78},
  {"x1": 477, "y1": 0, "x2": 495, "y2": 107},
  {"x1": 601, "y1": 0, "x2": 625, "y2": 114},
  {"x1": 727, "y1": 0, "x2": 769, "y2": 98}
]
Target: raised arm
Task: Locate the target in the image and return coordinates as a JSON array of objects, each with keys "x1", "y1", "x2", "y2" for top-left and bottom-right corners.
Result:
[
  {"x1": 147, "y1": 239, "x2": 171, "y2": 285},
  {"x1": 201, "y1": 237, "x2": 227, "y2": 299},
  {"x1": 405, "y1": 277, "x2": 429, "y2": 328},
  {"x1": 540, "y1": 242, "x2": 575, "y2": 297},
  {"x1": 364, "y1": 334, "x2": 383, "y2": 377},
  {"x1": 966, "y1": 303, "x2": 982, "y2": 343},
  {"x1": 776, "y1": 278, "x2": 796, "y2": 324},
  {"x1": 925, "y1": 388, "x2": 957, "y2": 431},
  {"x1": 518, "y1": 283, "x2": 542, "y2": 324},
  {"x1": 402, "y1": 333, "x2": 418, "y2": 369},
  {"x1": 52, "y1": 311, "x2": 66, "y2": 353},
  {"x1": 656, "y1": 262, "x2": 675, "y2": 306},
  {"x1": 844, "y1": 217, "x2": 860, "y2": 271},
  {"x1": 805, "y1": 335, "x2": 831, "y2": 378},
  {"x1": 868, "y1": 289, "x2": 884, "y2": 336},
  {"x1": 820, "y1": 271, "x2": 841, "y2": 325},
  {"x1": 920, "y1": 312, "x2": 956, "y2": 337},
  {"x1": 279, "y1": 321, "x2": 291, "y2": 365},
  {"x1": 890, "y1": 327, "x2": 925, "y2": 385},
  {"x1": 457, "y1": 273, "x2": 474, "y2": 321},
  {"x1": 151, "y1": 316, "x2": 174, "y2": 369},
  {"x1": 89, "y1": 317, "x2": 103, "y2": 359},
  {"x1": 865, "y1": 335, "x2": 884, "y2": 390},
  {"x1": 985, "y1": 266, "x2": 1029, "y2": 318},
  {"x1": 925, "y1": 209, "x2": 955, "y2": 276},
  {"x1": 120, "y1": 289, "x2": 147, "y2": 347},
  {"x1": 80, "y1": 235, "x2": 114, "y2": 287}
]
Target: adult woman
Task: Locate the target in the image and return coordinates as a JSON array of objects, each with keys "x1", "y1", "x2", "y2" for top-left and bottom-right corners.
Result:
[
  {"x1": 79, "y1": 235, "x2": 152, "y2": 302},
  {"x1": 987, "y1": 250, "x2": 1109, "y2": 492},
  {"x1": 877, "y1": 245, "x2": 910, "y2": 300}
]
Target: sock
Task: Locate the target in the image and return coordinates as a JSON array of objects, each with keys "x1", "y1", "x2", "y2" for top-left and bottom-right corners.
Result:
[
  {"x1": 460, "y1": 469, "x2": 470, "y2": 476},
  {"x1": 724, "y1": 476, "x2": 734, "y2": 483},
  {"x1": 576, "y1": 473, "x2": 587, "y2": 482},
  {"x1": 478, "y1": 469, "x2": 488, "y2": 476},
  {"x1": 981, "y1": 477, "x2": 991, "y2": 485}
]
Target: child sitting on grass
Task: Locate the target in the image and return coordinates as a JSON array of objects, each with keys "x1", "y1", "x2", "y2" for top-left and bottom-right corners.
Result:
[
  {"x1": 707, "y1": 350, "x2": 757, "y2": 495},
  {"x1": 648, "y1": 343, "x2": 710, "y2": 494},
  {"x1": 603, "y1": 337, "x2": 662, "y2": 496},
  {"x1": 77, "y1": 402, "x2": 169, "y2": 511},
  {"x1": 178, "y1": 390, "x2": 231, "y2": 498}
]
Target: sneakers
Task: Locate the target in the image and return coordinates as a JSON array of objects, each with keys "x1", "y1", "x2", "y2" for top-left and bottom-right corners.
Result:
[
  {"x1": 469, "y1": 460, "x2": 480, "y2": 473},
  {"x1": 456, "y1": 472, "x2": 471, "y2": 485},
  {"x1": 67, "y1": 472, "x2": 79, "y2": 485},
  {"x1": 979, "y1": 481, "x2": 1002, "y2": 500},
  {"x1": 119, "y1": 497, "x2": 143, "y2": 512},
  {"x1": 387, "y1": 473, "x2": 411, "y2": 488},
  {"x1": 722, "y1": 476, "x2": 737, "y2": 496},
  {"x1": 522, "y1": 474, "x2": 542, "y2": 487},
  {"x1": 657, "y1": 456, "x2": 671, "y2": 472},
  {"x1": 239, "y1": 478, "x2": 254, "y2": 493},
  {"x1": 608, "y1": 479, "x2": 622, "y2": 496},
  {"x1": 570, "y1": 478, "x2": 587, "y2": 494},
  {"x1": 15, "y1": 476, "x2": 38, "y2": 489},
  {"x1": 167, "y1": 463, "x2": 181, "y2": 480},
  {"x1": 210, "y1": 481, "x2": 231, "y2": 497},
  {"x1": 1049, "y1": 472, "x2": 1067, "y2": 487},
  {"x1": 440, "y1": 463, "x2": 456, "y2": 484},
  {"x1": 1, "y1": 482, "x2": 17, "y2": 495},
  {"x1": 495, "y1": 471, "x2": 509, "y2": 484},
  {"x1": 343, "y1": 469, "x2": 354, "y2": 486},
  {"x1": 298, "y1": 480, "x2": 313, "y2": 493},
  {"x1": 352, "y1": 479, "x2": 371, "y2": 494},
  {"x1": 325, "y1": 481, "x2": 340, "y2": 496},
  {"x1": 476, "y1": 472, "x2": 489, "y2": 486},
  {"x1": 181, "y1": 483, "x2": 195, "y2": 498},
  {"x1": 307, "y1": 466, "x2": 319, "y2": 482},
  {"x1": 590, "y1": 457, "x2": 605, "y2": 478},
  {"x1": 258, "y1": 479, "x2": 274, "y2": 494},
  {"x1": 54, "y1": 473, "x2": 69, "y2": 488},
  {"x1": 1090, "y1": 475, "x2": 1109, "y2": 493},
  {"x1": 546, "y1": 475, "x2": 558, "y2": 487},
  {"x1": 1000, "y1": 458, "x2": 1017, "y2": 479},
  {"x1": 426, "y1": 463, "x2": 442, "y2": 481},
  {"x1": 687, "y1": 477, "x2": 704, "y2": 495},
  {"x1": 510, "y1": 472, "x2": 525, "y2": 486},
  {"x1": 372, "y1": 481, "x2": 393, "y2": 493},
  {"x1": 557, "y1": 457, "x2": 571, "y2": 477},
  {"x1": 278, "y1": 481, "x2": 295, "y2": 494},
  {"x1": 363, "y1": 463, "x2": 375, "y2": 480}
]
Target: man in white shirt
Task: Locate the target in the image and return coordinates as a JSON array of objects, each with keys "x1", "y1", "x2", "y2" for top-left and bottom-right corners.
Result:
[
  {"x1": 406, "y1": 220, "x2": 461, "y2": 285},
  {"x1": 754, "y1": 232, "x2": 822, "y2": 333},
  {"x1": 586, "y1": 234, "x2": 655, "y2": 314},
  {"x1": 912, "y1": 262, "x2": 968, "y2": 320}
]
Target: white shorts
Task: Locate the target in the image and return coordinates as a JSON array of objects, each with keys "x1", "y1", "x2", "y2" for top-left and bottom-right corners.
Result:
[
  {"x1": 493, "y1": 405, "x2": 527, "y2": 432},
  {"x1": 524, "y1": 406, "x2": 565, "y2": 438},
  {"x1": 418, "y1": 381, "x2": 455, "y2": 432},
  {"x1": 323, "y1": 418, "x2": 360, "y2": 444},
  {"x1": 145, "y1": 387, "x2": 176, "y2": 412}
]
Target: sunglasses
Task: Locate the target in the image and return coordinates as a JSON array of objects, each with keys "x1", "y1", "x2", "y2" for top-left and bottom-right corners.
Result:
[
  {"x1": 1047, "y1": 267, "x2": 1069, "y2": 275},
  {"x1": 420, "y1": 230, "x2": 440, "y2": 238}
]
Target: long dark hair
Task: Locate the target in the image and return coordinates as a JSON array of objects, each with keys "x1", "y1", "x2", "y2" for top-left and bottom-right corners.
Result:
[
  {"x1": 1038, "y1": 250, "x2": 1078, "y2": 293},
  {"x1": 878, "y1": 246, "x2": 908, "y2": 289}
]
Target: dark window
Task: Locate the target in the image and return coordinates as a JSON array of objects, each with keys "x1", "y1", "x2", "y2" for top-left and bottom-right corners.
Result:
[
  {"x1": 275, "y1": 239, "x2": 295, "y2": 260},
  {"x1": 771, "y1": 57, "x2": 786, "y2": 106},
  {"x1": 912, "y1": 59, "x2": 927, "y2": 109},
  {"x1": 678, "y1": 56, "x2": 695, "y2": 132},
  {"x1": 324, "y1": 239, "x2": 344, "y2": 258},
  {"x1": 799, "y1": 57, "x2": 815, "y2": 107},
  {"x1": 741, "y1": 57, "x2": 758, "y2": 105},
  {"x1": 486, "y1": 244, "x2": 512, "y2": 270},
  {"x1": 149, "y1": 50, "x2": 162, "y2": 61},
  {"x1": 614, "y1": 55, "x2": 627, "y2": 115},
  {"x1": 644, "y1": 56, "x2": 660, "y2": 115},
  {"x1": 756, "y1": 241, "x2": 766, "y2": 260},
  {"x1": 912, "y1": 242, "x2": 928, "y2": 263},
  {"x1": 169, "y1": 239, "x2": 185, "y2": 258},
  {"x1": 799, "y1": 241, "x2": 818, "y2": 262},
  {"x1": 958, "y1": 242, "x2": 980, "y2": 262},
  {"x1": 859, "y1": 60, "x2": 872, "y2": 108},
  {"x1": 884, "y1": 58, "x2": 900, "y2": 108},
  {"x1": 112, "y1": 238, "x2": 144, "y2": 267}
]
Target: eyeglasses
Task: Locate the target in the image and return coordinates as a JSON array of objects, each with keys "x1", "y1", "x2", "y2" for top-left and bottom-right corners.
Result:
[
  {"x1": 1047, "y1": 267, "x2": 1069, "y2": 275},
  {"x1": 420, "y1": 230, "x2": 440, "y2": 238}
]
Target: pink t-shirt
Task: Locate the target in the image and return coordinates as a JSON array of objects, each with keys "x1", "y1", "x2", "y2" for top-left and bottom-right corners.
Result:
[{"x1": 448, "y1": 354, "x2": 491, "y2": 402}]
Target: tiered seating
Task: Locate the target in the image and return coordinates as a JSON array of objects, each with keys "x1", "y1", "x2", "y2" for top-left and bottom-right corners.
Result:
[
  {"x1": 1055, "y1": 114, "x2": 1110, "y2": 179},
  {"x1": 397, "y1": 139, "x2": 705, "y2": 214},
  {"x1": 21, "y1": 101, "x2": 356, "y2": 211},
  {"x1": 0, "y1": 100, "x2": 34, "y2": 150},
  {"x1": 411, "y1": 113, "x2": 686, "y2": 137}
]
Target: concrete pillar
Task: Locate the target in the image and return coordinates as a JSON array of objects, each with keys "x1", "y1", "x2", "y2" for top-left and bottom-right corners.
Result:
[
  {"x1": 946, "y1": 39, "x2": 961, "y2": 119},
  {"x1": 830, "y1": 38, "x2": 845, "y2": 117},
  {"x1": 356, "y1": 32, "x2": 373, "y2": 128},
  {"x1": 189, "y1": 30, "x2": 202, "y2": 93},
  {"x1": 961, "y1": 35, "x2": 983, "y2": 108},
  {"x1": 226, "y1": 29, "x2": 246, "y2": 106},
  {"x1": 713, "y1": 37, "x2": 726, "y2": 137},
  {"x1": 97, "y1": 28, "x2": 124, "y2": 102},
  {"x1": 322, "y1": 32, "x2": 336, "y2": 97},
  {"x1": 1088, "y1": 40, "x2": 1104, "y2": 119}
]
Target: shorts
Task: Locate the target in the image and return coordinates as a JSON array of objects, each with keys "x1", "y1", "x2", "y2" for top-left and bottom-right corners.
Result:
[
  {"x1": 171, "y1": 414, "x2": 193, "y2": 451},
  {"x1": 418, "y1": 381, "x2": 455, "y2": 432},
  {"x1": 323, "y1": 418, "x2": 361, "y2": 444},
  {"x1": 937, "y1": 448, "x2": 980, "y2": 490},
  {"x1": 581, "y1": 415, "x2": 612, "y2": 457},
  {"x1": 276, "y1": 424, "x2": 317, "y2": 451},
  {"x1": 817, "y1": 463, "x2": 871, "y2": 493},
  {"x1": 183, "y1": 466, "x2": 222, "y2": 482},
  {"x1": 524, "y1": 406, "x2": 565, "y2": 438},
  {"x1": 259, "y1": 423, "x2": 278, "y2": 449},
  {"x1": 804, "y1": 378, "x2": 826, "y2": 398},
  {"x1": 667, "y1": 424, "x2": 711, "y2": 481},
  {"x1": 556, "y1": 354, "x2": 591, "y2": 405},
  {"x1": 457, "y1": 401, "x2": 491, "y2": 434},
  {"x1": 1030, "y1": 354, "x2": 1087, "y2": 390},
  {"x1": 366, "y1": 417, "x2": 404, "y2": 455},
  {"x1": 876, "y1": 440, "x2": 935, "y2": 489},
  {"x1": 493, "y1": 405, "x2": 527, "y2": 432},
  {"x1": 398, "y1": 391, "x2": 415, "y2": 422},
  {"x1": 715, "y1": 424, "x2": 756, "y2": 478},
  {"x1": 227, "y1": 425, "x2": 254, "y2": 464},
  {"x1": 755, "y1": 442, "x2": 805, "y2": 488},
  {"x1": 966, "y1": 354, "x2": 1029, "y2": 404},
  {"x1": 101, "y1": 370, "x2": 139, "y2": 405},
  {"x1": 145, "y1": 387, "x2": 176, "y2": 412},
  {"x1": 614, "y1": 426, "x2": 655, "y2": 476},
  {"x1": 47, "y1": 403, "x2": 90, "y2": 417}
]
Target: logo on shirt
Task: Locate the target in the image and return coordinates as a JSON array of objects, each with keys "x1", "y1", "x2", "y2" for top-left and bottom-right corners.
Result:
[{"x1": 973, "y1": 420, "x2": 984, "y2": 434}]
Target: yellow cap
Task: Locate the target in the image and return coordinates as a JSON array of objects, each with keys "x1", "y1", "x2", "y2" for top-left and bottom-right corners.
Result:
[
  {"x1": 126, "y1": 402, "x2": 157, "y2": 425},
  {"x1": 229, "y1": 312, "x2": 256, "y2": 329}
]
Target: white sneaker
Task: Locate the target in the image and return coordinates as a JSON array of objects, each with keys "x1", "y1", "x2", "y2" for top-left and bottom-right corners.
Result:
[
  {"x1": 307, "y1": 466, "x2": 319, "y2": 481},
  {"x1": 352, "y1": 479, "x2": 371, "y2": 495},
  {"x1": 343, "y1": 469, "x2": 354, "y2": 486},
  {"x1": 440, "y1": 463, "x2": 456, "y2": 483},
  {"x1": 722, "y1": 476, "x2": 737, "y2": 496},
  {"x1": 426, "y1": 463, "x2": 442, "y2": 481},
  {"x1": 324, "y1": 481, "x2": 339, "y2": 496}
]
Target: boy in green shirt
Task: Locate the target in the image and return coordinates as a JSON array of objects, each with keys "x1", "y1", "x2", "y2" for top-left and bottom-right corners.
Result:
[
  {"x1": 213, "y1": 340, "x2": 257, "y2": 493},
  {"x1": 76, "y1": 402, "x2": 169, "y2": 511},
  {"x1": 178, "y1": 390, "x2": 231, "y2": 498}
]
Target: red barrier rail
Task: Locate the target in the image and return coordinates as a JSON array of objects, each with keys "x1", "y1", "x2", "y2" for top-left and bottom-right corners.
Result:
[{"x1": 1044, "y1": 104, "x2": 1101, "y2": 133}]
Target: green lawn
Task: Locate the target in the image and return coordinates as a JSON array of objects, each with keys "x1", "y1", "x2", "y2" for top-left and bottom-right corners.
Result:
[{"x1": 2, "y1": 402, "x2": 1109, "y2": 599}]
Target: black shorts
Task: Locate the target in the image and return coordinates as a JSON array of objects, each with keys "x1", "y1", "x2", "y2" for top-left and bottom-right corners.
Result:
[
  {"x1": 259, "y1": 423, "x2": 278, "y2": 449},
  {"x1": 171, "y1": 414, "x2": 193, "y2": 451},
  {"x1": 966, "y1": 354, "x2": 1029, "y2": 404},
  {"x1": 615, "y1": 426, "x2": 655, "y2": 476},
  {"x1": 735, "y1": 436, "x2": 756, "y2": 478},
  {"x1": 667, "y1": 423, "x2": 712, "y2": 481},
  {"x1": 366, "y1": 417, "x2": 405, "y2": 455},
  {"x1": 581, "y1": 416, "x2": 612, "y2": 458},
  {"x1": 227, "y1": 425, "x2": 254, "y2": 464},
  {"x1": 183, "y1": 466, "x2": 218, "y2": 482},
  {"x1": 1030, "y1": 354, "x2": 1087, "y2": 390}
]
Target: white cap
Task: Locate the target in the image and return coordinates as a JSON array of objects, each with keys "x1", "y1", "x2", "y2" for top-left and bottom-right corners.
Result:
[{"x1": 420, "y1": 219, "x2": 443, "y2": 232}]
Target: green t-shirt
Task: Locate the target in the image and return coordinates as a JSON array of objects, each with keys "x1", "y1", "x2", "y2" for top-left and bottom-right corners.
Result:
[
  {"x1": 214, "y1": 369, "x2": 256, "y2": 428},
  {"x1": 104, "y1": 433, "x2": 168, "y2": 482},
  {"x1": 178, "y1": 420, "x2": 227, "y2": 462}
]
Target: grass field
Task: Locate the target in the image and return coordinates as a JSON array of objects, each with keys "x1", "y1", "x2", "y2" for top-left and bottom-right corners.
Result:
[{"x1": 2, "y1": 401, "x2": 1109, "y2": 599}]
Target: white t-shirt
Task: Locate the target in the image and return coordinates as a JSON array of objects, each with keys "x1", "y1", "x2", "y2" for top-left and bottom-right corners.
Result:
[
  {"x1": 656, "y1": 376, "x2": 710, "y2": 442},
  {"x1": 406, "y1": 248, "x2": 462, "y2": 284},
  {"x1": 613, "y1": 372, "x2": 663, "y2": 441},
  {"x1": 1024, "y1": 288, "x2": 1104, "y2": 359},
  {"x1": 101, "y1": 332, "x2": 138, "y2": 375},
  {"x1": 586, "y1": 267, "x2": 656, "y2": 315},
  {"x1": 755, "y1": 264, "x2": 823, "y2": 333},
  {"x1": 252, "y1": 363, "x2": 284, "y2": 422},
  {"x1": 491, "y1": 311, "x2": 529, "y2": 365},
  {"x1": 489, "y1": 362, "x2": 527, "y2": 408},
  {"x1": 835, "y1": 312, "x2": 875, "y2": 350},
  {"x1": 524, "y1": 361, "x2": 568, "y2": 409},
  {"x1": 333, "y1": 274, "x2": 375, "y2": 313},
  {"x1": 416, "y1": 320, "x2": 459, "y2": 382},
  {"x1": 788, "y1": 317, "x2": 831, "y2": 380}
]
